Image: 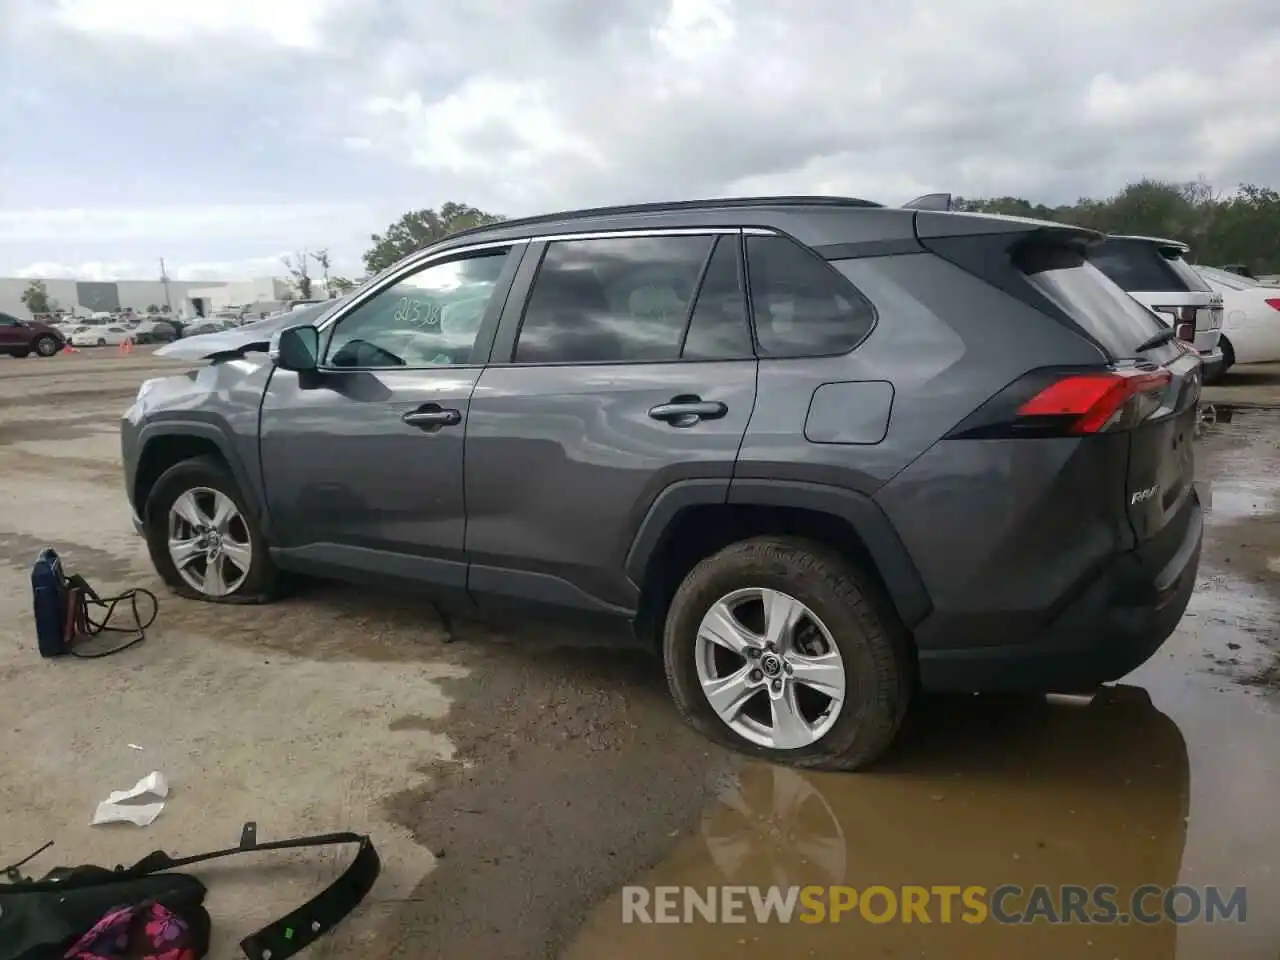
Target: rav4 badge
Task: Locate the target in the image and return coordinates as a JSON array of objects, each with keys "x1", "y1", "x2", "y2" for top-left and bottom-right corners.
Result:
[{"x1": 1130, "y1": 484, "x2": 1160, "y2": 505}]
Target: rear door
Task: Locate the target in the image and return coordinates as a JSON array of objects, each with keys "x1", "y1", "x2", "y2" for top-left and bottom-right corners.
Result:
[{"x1": 464, "y1": 230, "x2": 758, "y2": 616}]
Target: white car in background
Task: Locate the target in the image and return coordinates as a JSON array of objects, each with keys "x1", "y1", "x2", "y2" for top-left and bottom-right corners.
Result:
[
  {"x1": 71, "y1": 325, "x2": 132, "y2": 347},
  {"x1": 1196, "y1": 266, "x2": 1280, "y2": 373}
]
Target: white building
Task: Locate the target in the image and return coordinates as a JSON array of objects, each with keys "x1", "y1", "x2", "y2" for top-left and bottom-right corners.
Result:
[
  {"x1": 0, "y1": 276, "x2": 296, "y2": 320},
  {"x1": 186, "y1": 278, "x2": 295, "y2": 315}
]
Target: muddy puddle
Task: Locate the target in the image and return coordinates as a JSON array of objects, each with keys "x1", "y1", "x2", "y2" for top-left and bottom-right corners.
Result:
[{"x1": 563, "y1": 410, "x2": 1280, "y2": 959}]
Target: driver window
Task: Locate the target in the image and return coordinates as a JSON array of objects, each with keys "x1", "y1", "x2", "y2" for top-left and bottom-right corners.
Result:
[{"x1": 324, "y1": 248, "x2": 511, "y2": 368}]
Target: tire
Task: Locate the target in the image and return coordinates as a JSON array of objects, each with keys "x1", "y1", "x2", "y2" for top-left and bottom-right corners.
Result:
[
  {"x1": 1218, "y1": 336, "x2": 1235, "y2": 379},
  {"x1": 12, "y1": 348, "x2": 30, "y2": 359},
  {"x1": 143, "y1": 455, "x2": 277, "y2": 604},
  {"x1": 34, "y1": 335, "x2": 59, "y2": 357},
  {"x1": 663, "y1": 536, "x2": 912, "y2": 771}
]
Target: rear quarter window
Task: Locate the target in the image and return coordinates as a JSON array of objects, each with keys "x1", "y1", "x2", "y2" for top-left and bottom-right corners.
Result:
[{"x1": 744, "y1": 235, "x2": 875, "y2": 358}]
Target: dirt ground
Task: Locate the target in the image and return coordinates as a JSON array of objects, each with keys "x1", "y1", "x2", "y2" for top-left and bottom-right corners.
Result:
[
  {"x1": 1202, "y1": 361, "x2": 1280, "y2": 409},
  {"x1": 1, "y1": 348, "x2": 1278, "y2": 960}
]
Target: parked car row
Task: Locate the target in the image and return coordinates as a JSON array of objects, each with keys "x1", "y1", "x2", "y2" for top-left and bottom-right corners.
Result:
[{"x1": 54, "y1": 318, "x2": 235, "y2": 346}]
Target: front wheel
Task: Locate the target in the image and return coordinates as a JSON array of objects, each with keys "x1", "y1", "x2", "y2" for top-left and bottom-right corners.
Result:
[
  {"x1": 34, "y1": 335, "x2": 60, "y2": 357},
  {"x1": 143, "y1": 456, "x2": 276, "y2": 603},
  {"x1": 96, "y1": 338, "x2": 106, "y2": 347},
  {"x1": 663, "y1": 536, "x2": 912, "y2": 771}
]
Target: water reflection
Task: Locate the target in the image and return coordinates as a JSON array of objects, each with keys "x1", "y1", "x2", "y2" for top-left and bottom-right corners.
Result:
[{"x1": 567, "y1": 687, "x2": 1192, "y2": 958}]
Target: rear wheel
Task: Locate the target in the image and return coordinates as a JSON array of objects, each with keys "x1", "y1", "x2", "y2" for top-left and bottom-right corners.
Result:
[
  {"x1": 1219, "y1": 336, "x2": 1235, "y2": 378},
  {"x1": 143, "y1": 456, "x2": 277, "y2": 603},
  {"x1": 96, "y1": 337, "x2": 106, "y2": 347},
  {"x1": 34, "y1": 335, "x2": 59, "y2": 357},
  {"x1": 663, "y1": 536, "x2": 912, "y2": 771},
  {"x1": 12, "y1": 348, "x2": 30, "y2": 359}
]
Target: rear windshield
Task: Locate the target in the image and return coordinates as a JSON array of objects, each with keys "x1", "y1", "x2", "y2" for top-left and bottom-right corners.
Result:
[
  {"x1": 1089, "y1": 239, "x2": 1212, "y2": 294},
  {"x1": 1024, "y1": 260, "x2": 1167, "y2": 358}
]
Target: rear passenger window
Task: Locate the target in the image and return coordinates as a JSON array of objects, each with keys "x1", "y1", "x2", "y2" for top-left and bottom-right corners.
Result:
[
  {"x1": 746, "y1": 235, "x2": 874, "y2": 358},
  {"x1": 515, "y1": 236, "x2": 713, "y2": 364},
  {"x1": 681, "y1": 236, "x2": 753, "y2": 360}
]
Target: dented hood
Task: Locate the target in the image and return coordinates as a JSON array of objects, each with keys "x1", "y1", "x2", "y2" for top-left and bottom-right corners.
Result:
[{"x1": 155, "y1": 299, "x2": 344, "y2": 360}]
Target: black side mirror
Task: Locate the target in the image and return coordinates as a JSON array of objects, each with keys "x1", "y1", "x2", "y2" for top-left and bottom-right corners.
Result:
[{"x1": 269, "y1": 325, "x2": 320, "y2": 372}]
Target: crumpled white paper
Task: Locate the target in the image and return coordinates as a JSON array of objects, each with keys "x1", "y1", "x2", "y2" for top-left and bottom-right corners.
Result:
[{"x1": 92, "y1": 771, "x2": 170, "y2": 827}]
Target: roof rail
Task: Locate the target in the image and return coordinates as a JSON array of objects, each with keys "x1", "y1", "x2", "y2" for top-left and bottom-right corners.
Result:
[{"x1": 444, "y1": 195, "x2": 884, "y2": 243}]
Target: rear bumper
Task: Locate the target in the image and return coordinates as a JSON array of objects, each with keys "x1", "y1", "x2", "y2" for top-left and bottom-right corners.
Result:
[
  {"x1": 1197, "y1": 346, "x2": 1225, "y2": 380},
  {"x1": 918, "y1": 495, "x2": 1203, "y2": 692}
]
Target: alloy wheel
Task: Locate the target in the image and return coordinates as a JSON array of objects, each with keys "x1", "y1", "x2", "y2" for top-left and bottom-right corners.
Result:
[
  {"x1": 694, "y1": 587, "x2": 847, "y2": 750},
  {"x1": 167, "y1": 486, "x2": 253, "y2": 597}
]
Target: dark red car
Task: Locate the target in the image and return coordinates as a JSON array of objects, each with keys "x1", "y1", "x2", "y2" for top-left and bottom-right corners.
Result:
[{"x1": 0, "y1": 312, "x2": 65, "y2": 357}]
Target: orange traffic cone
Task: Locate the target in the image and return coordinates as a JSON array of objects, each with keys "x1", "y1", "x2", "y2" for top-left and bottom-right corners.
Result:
[{"x1": 118, "y1": 337, "x2": 134, "y2": 355}]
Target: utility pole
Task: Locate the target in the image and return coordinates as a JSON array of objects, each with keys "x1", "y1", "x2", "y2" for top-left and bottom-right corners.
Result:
[{"x1": 159, "y1": 258, "x2": 173, "y2": 313}]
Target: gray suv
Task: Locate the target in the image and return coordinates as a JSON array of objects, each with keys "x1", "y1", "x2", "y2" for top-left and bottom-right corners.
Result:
[{"x1": 121, "y1": 197, "x2": 1204, "y2": 770}]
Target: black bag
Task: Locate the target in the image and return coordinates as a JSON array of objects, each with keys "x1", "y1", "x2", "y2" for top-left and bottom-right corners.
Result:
[
  {"x1": 31, "y1": 547, "x2": 157, "y2": 660},
  {"x1": 0, "y1": 823, "x2": 380, "y2": 960}
]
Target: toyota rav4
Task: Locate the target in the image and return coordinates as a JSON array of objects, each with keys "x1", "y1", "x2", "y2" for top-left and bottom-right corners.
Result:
[{"x1": 122, "y1": 197, "x2": 1204, "y2": 770}]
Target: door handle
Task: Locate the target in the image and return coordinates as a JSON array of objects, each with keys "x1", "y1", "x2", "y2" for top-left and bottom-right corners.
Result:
[
  {"x1": 648, "y1": 396, "x2": 728, "y2": 427},
  {"x1": 402, "y1": 404, "x2": 462, "y2": 429}
]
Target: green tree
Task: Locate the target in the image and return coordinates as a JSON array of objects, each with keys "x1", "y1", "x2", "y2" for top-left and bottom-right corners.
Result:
[
  {"x1": 310, "y1": 248, "x2": 333, "y2": 297},
  {"x1": 281, "y1": 252, "x2": 313, "y2": 299},
  {"x1": 20, "y1": 280, "x2": 57, "y2": 315},
  {"x1": 146, "y1": 304, "x2": 160, "y2": 314},
  {"x1": 363, "y1": 202, "x2": 506, "y2": 274},
  {"x1": 956, "y1": 178, "x2": 1280, "y2": 274},
  {"x1": 328, "y1": 276, "x2": 357, "y2": 295}
]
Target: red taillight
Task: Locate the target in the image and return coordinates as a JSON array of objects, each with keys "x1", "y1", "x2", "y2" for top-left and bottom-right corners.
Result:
[
  {"x1": 1266, "y1": 298, "x2": 1280, "y2": 312},
  {"x1": 1017, "y1": 369, "x2": 1171, "y2": 434}
]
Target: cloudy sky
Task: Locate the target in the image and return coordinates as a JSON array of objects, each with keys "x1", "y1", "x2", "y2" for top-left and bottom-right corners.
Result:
[{"x1": 1, "y1": 0, "x2": 1277, "y2": 281}]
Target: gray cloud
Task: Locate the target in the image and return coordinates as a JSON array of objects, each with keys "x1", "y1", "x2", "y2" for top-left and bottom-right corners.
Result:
[{"x1": 2, "y1": 0, "x2": 1277, "y2": 278}]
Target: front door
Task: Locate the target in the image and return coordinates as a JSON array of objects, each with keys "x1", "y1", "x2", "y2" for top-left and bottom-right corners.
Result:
[
  {"x1": 464, "y1": 232, "x2": 758, "y2": 615},
  {"x1": 259, "y1": 244, "x2": 523, "y2": 595},
  {"x1": 0, "y1": 314, "x2": 25, "y2": 350}
]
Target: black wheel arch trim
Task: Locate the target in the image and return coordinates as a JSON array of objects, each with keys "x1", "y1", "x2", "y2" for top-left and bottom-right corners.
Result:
[
  {"x1": 624, "y1": 477, "x2": 932, "y2": 628},
  {"x1": 623, "y1": 478, "x2": 731, "y2": 586},
  {"x1": 134, "y1": 421, "x2": 273, "y2": 538}
]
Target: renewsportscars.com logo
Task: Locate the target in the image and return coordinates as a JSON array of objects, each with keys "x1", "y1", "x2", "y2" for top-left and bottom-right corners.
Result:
[{"x1": 622, "y1": 884, "x2": 1248, "y2": 926}]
